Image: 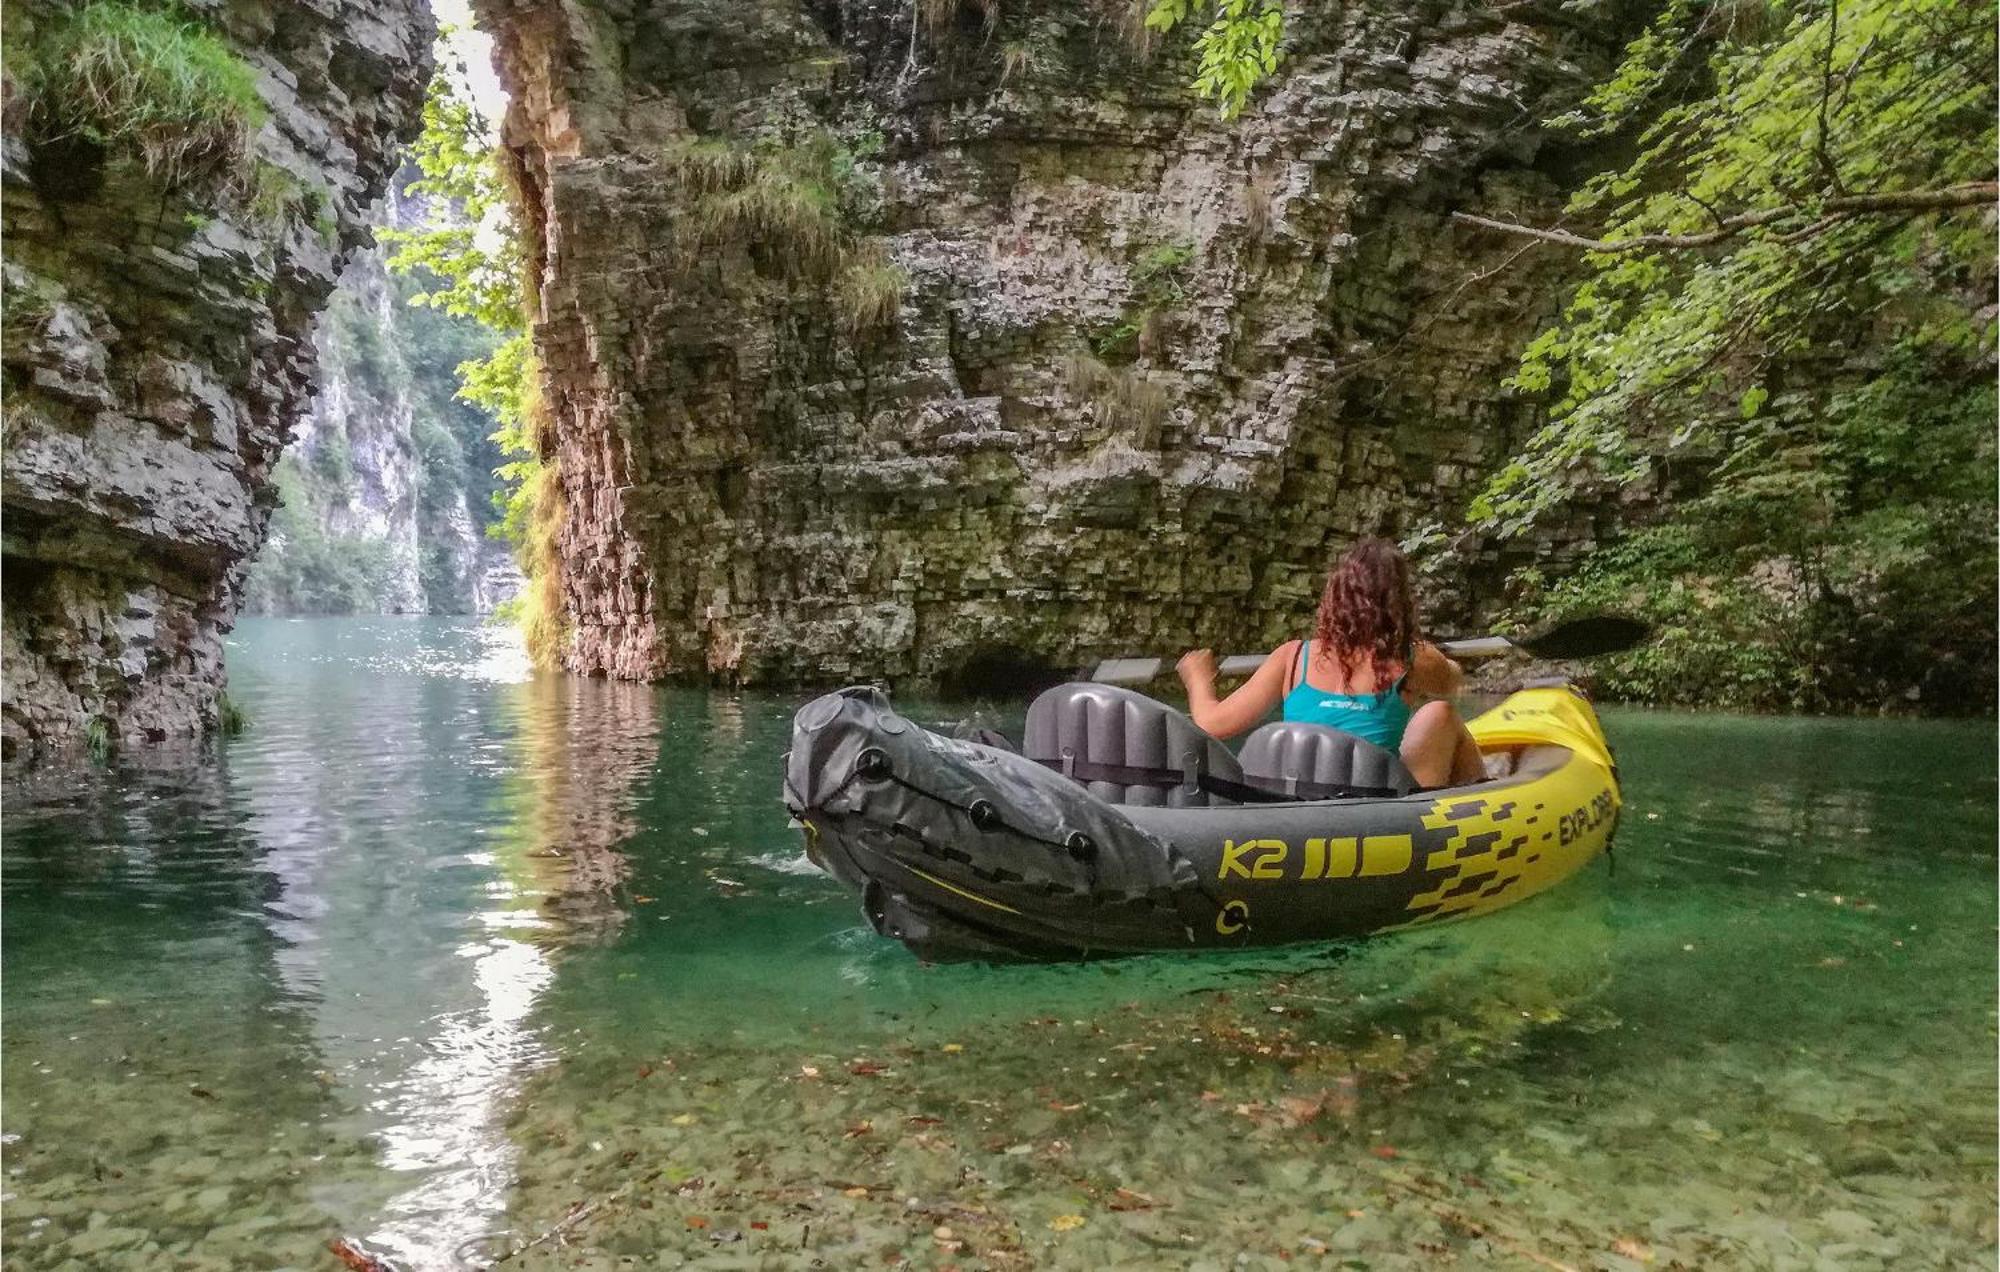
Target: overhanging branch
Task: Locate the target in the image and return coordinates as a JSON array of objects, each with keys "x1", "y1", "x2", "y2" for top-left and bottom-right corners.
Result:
[{"x1": 1451, "y1": 182, "x2": 1997, "y2": 253}]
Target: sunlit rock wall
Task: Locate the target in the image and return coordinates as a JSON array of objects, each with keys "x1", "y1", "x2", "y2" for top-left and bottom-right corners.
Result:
[
  {"x1": 1, "y1": 0, "x2": 433, "y2": 755},
  {"x1": 477, "y1": 0, "x2": 1617, "y2": 686}
]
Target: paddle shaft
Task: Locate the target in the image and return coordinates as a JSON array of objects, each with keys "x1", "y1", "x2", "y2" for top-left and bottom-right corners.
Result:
[
  {"x1": 1089, "y1": 636, "x2": 1516, "y2": 688},
  {"x1": 1086, "y1": 615, "x2": 1647, "y2": 687}
]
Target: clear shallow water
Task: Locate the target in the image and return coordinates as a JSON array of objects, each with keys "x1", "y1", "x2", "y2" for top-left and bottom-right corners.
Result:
[{"x1": 2, "y1": 617, "x2": 1993, "y2": 1269}]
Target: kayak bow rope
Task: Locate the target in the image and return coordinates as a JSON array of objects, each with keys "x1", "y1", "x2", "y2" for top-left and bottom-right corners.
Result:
[{"x1": 1089, "y1": 613, "x2": 1649, "y2": 687}]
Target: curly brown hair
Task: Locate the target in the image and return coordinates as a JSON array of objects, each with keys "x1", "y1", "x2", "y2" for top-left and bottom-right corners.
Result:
[{"x1": 1313, "y1": 538, "x2": 1416, "y2": 678}]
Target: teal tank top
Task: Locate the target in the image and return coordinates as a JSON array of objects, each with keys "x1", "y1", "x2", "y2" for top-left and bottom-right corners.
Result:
[{"x1": 1281, "y1": 640, "x2": 1413, "y2": 750}]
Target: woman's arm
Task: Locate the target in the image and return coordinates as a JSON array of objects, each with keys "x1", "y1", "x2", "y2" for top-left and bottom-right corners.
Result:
[
  {"x1": 1177, "y1": 641, "x2": 1298, "y2": 739},
  {"x1": 1403, "y1": 640, "x2": 1465, "y2": 700}
]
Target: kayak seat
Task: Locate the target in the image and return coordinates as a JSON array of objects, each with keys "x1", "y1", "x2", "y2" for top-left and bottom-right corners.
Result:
[
  {"x1": 1239, "y1": 721, "x2": 1420, "y2": 800},
  {"x1": 1024, "y1": 682, "x2": 1246, "y2": 808}
]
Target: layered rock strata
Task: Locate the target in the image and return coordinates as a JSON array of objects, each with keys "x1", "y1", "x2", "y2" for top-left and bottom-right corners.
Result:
[
  {"x1": 478, "y1": 0, "x2": 1620, "y2": 689},
  {"x1": 2, "y1": 0, "x2": 433, "y2": 754}
]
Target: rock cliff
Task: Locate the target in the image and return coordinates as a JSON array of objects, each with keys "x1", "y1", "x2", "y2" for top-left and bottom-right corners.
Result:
[
  {"x1": 475, "y1": 0, "x2": 1621, "y2": 688},
  {"x1": 2, "y1": 0, "x2": 432, "y2": 756},
  {"x1": 241, "y1": 239, "x2": 524, "y2": 618}
]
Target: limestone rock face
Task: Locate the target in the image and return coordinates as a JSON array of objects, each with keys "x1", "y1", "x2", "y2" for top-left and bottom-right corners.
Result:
[
  {"x1": 240, "y1": 241, "x2": 524, "y2": 618},
  {"x1": 2, "y1": 0, "x2": 433, "y2": 755},
  {"x1": 478, "y1": 0, "x2": 1617, "y2": 687}
]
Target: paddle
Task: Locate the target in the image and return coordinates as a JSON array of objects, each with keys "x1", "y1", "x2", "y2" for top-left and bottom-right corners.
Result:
[{"x1": 1087, "y1": 613, "x2": 1649, "y2": 687}]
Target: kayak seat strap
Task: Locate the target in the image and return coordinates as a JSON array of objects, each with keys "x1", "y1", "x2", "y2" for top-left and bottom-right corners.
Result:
[{"x1": 1032, "y1": 756, "x2": 1296, "y2": 804}]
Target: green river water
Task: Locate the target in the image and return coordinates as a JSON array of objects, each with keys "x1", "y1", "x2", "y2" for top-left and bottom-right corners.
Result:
[{"x1": 2, "y1": 617, "x2": 1993, "y2": 1270}]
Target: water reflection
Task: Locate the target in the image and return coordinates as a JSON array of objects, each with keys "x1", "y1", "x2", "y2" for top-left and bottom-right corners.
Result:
[
  {"x1": 493, "y1": 673, "x2": 661, "y2": 944},
  {"x1": 236, "y1": 623, "x2": 659, "y2": 1267},
  {"x1": 1, "y1": 620, "x2": 663, "y2": 1270},
  {"x1": 1, "y1": 742, "x2": 347, "y2": 1265}
]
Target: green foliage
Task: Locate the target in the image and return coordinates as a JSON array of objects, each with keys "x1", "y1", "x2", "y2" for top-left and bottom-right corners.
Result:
[
  {"x1": 1134, "y1": 241, "x2": 1194, "y2": 285},
  {"x1": 1472, "y1": 0, "x2": 1996, "y2": 711},
  {"x1": 236, "y1": 162, "x2": 334, "y2": 234},
  {"x1": 835, "y1": 253, "x2": 907, "y2": 339},
  {"x1": 665, "y1": 134, "x2": 885, "y2": 280},
  {"x1": 393, "y1": 269, "x2": 506, "y2": 534},
  {"x1": 463, "y1": 331, "x2": 544, "y2": 541},
  {"x1": 658, "y1": 131, "x2": 905, "y2": 346},
  {"x1": 307, "y1": 426, "x2": 357, "y2": 495},
  {"x1": 382, "y1": 33, "x2": 558, "y2": 653},
  {"x1": 1096, "y1": 238, "x2": 1193, "y2": 363},
  {"x1": 242, "y1": 162, "x2": 302, "y2": 228},
  {"x1": 215, "y1": 692, "x2": 248, "y2": 736},
  {"x1": 245, "y1": 255, "x2": 506, "y2": 617},
  {"x1": 241, "y1": 458, "x2": 398, "y2": 614},
  {"x1": 10, "y1": 1, "x2": 266, "y2": 185},
  {"x1": 380, "y1": 35, "x2": 524, "y2": 332},
  {"x1": 999, "y1": 40, "x2": 1040, "y2": 84},
  {"x1": 323, "y1": 285, "x2": 406, "y2": 399},
  {"x1": 83, "y1": 717, "x2": 115, "y2": 763},
  {"x1": 1144, "y1": 0, "x2": 1283, "y2": 118},
  {"x1": 1064, "y1": 352, "x2": 1170, "y2": 437},
  {"x1": 1478, "y1": 0, "x2": 1995, "y2": 535}
]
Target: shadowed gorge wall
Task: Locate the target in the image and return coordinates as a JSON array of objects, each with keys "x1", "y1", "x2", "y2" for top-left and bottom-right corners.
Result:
[
  {"x1": 1, "y1": 0, "x2": 433, "y2": 755},
  {"x1": 474, "y1": 0, "x2": 1624, "y2": 687}
]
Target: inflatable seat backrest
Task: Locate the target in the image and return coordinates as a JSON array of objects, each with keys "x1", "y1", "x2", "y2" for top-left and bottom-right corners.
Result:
[
  {"x1": 1024, "y1": 682, "x2": 1245, "y2": 807},
  {"x1": 1239, "y1": 721, "x2": 1420, "y2": 799}
]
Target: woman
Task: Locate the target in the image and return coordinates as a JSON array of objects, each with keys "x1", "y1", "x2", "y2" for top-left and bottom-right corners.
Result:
[{"x1": 1176, "y1": 538, "x2": 1484, "y2": 789}]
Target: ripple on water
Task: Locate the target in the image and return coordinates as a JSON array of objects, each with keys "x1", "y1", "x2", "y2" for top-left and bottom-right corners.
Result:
[{"x1": 1, "y1": 619, "x2": 1993, "y2": 1269}]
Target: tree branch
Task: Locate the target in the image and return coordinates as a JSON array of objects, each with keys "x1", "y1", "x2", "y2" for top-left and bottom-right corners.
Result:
[
  {"x1": 1450, "y1": 182, "x2": 1997, "y2": 253},
  {"x1": 1814, "y1": 0, "x2": 1846, "y2": 196}
]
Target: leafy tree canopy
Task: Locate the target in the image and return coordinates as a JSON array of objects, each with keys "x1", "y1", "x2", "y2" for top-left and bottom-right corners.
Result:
[
  {"x1": 380, "y1": 32, "x2": 544, "y2": 558},
  {"x1": 1467, "y1": 0, "x2": 1994, "y2": 538},
  {"x1": 1144, "y1": 0, "x2": 1284, "y2": 119},
  {"x1": 379, "y1": 32, "x2": 524, "y2": 333},
  {"x1": 1462, "y1": 0, "x2": 1995, "y2": 710},
  {"x1": 384, "y1": 30, "x2": 566, "y2": 662},
  {"x1": 1168, "y1": 0, "x2": 1995, "y2": 709}
]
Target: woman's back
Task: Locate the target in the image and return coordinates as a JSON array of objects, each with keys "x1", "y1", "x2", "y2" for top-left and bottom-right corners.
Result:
[
  {"x1": 1177, "y1": 537, "x2": 1486, "y2": 787},
  {"x1": 1281, "y1": 639, "x2": 1412, "y2": 750}
]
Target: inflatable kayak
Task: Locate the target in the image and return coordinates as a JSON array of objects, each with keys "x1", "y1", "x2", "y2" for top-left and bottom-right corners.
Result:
[{"x1": 783, "y1": 681, "x2": 1621, "y2": 960}]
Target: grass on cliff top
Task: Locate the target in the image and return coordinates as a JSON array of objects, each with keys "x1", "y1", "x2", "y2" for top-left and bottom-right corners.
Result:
[
  {"x1": 12, "y1": 1, "x2": 267, "y2": 186},
  {"x1": 672, "y1": 141, "x2": 850, "y2": 279},
  {"x1": 660, "y1": 134, "x2": 910, "y2": 344}
]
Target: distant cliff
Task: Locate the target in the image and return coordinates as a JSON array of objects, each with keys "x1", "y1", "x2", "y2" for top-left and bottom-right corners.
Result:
[
  {"x1": 241, "y1": 238, "x2": 523, "y2": 618},
  {"x1": 475, "y1": 0, "x2": 1623, "y2": 688},
  {"x1": 2, "y1": 0, "x2": 432, "y2": 756}
]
